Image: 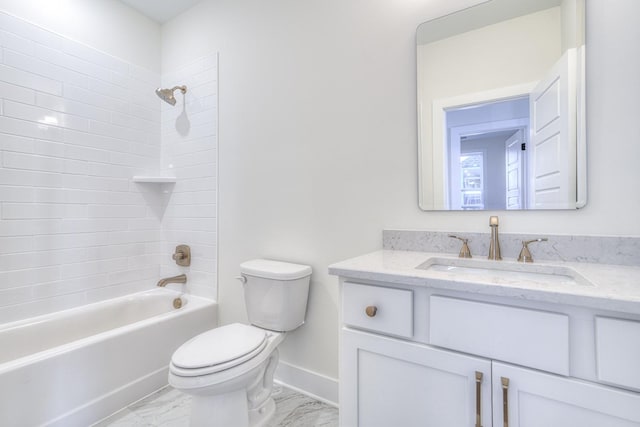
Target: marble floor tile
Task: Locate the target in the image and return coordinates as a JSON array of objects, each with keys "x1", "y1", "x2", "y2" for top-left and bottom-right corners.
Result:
[
  {"x1": 95, "y1": 384, "x2": 338, "y2": 427},
  {"x1": 267, "y1": 386, "x2": 338, "y2": 427}
]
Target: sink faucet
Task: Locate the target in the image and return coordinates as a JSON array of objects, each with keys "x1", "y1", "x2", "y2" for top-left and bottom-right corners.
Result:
[
  {"x1": 488, "y1": 216, "x2": 501, "y2": 260},
  {"x1": 518, "y1": 238, "x2": 548, "y2": 262},
  {"x1": 157, "y1": 274, "x2": 187, "y2": 287},
  {"x1": 449, "y1": 235, "x2": 472, "y2": 258}
]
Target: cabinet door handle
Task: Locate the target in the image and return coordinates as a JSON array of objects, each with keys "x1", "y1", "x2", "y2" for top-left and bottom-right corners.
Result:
[
  {"x1": 365, "y1": 306, "x2": 378, "y2": 317},
  {"x1": 475, "y1": 371, "x2": 483, "y2": 427},
  {"x1": 501, "y1": 377, "x2": 510, "y2": 427}
]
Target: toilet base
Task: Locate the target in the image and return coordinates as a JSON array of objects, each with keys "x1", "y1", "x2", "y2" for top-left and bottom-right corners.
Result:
[
  {"x1": 190, "y1": 390, "x2": 249, "y2": 427},
  {"x1": 187, "y1": 386, "x2": 277, "y2": 427},
  {"x1": 178, "y1": 348, "x2": 280, "y2": 427},
  {"x1": 249, "y1": 396, "x2": 276, "y2": 427},
  {"x1": 188, "y1": 391, "x2": 276, "y2": 427}
]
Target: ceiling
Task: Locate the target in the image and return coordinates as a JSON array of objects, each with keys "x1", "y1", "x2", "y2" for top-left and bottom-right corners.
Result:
[{"x1": 118, "y1": 0, "x2": 203, "y2": 24}]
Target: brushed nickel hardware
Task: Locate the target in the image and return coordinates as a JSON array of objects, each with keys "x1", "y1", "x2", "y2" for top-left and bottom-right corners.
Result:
[
  {"x1": 172, "y1": 245, "x2": 191, "y2": 266},
  {"x1": 475, "y1": 371, "x2": 483, "y2": 427},
  {"x1": 157, "y1": 274, "x2": 187, "y2": 287},
  {"x1": 488, "y1": 216, "x2": 502, "y2": 260},
  {"x1": 449, "y1": 234, "x2": 472, "y2": 258},
  {"x1": 517, "y1": 238, "x2": 549, "y2": 263},
  {"x1": 365, "y1": 306, "x2": 378, "y2": 317},
  {"x1": 235, "y1": 275, "x2": 247, "y2": 284},
  {"x1": 501, "y1": 376, "x2": 510, "y2": 427},
  {"x1": 155, "y1": 85, "x2": 187, "y2": 106},
  {"x1": 173, "y1": 297, "x2": 183, "y2": 309}
]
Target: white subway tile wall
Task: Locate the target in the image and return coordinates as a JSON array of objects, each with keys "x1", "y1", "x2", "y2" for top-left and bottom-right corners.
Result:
[
  {"x1": 0, "y1": 12, "x2": 218, "y2": 321},
  {"x1": 160, "y1": 54, "x2": 218, "y2": 299}
]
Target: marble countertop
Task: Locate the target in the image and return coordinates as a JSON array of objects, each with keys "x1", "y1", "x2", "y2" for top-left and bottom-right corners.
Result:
[{"x1": 328, "y1": 250, "x2": 640, "y2": 314}]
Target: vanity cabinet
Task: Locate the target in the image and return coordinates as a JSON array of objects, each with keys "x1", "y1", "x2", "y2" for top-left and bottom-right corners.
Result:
[{"x1": 339, "y1": 281, "x2": 640, "y2": 427}]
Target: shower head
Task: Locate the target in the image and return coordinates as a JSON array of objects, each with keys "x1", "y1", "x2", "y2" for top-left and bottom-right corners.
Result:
[{"x1": 155, "y1": 85, "x2": 187, "y2": 106}]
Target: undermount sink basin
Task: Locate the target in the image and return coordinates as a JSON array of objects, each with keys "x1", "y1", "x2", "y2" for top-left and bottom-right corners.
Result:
[{"x1": 416, "y1": 257, "x2": 594, "y2": 286}]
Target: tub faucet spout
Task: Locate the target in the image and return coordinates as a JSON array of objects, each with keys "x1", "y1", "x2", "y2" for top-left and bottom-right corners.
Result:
[{"x1": 157, "y1": 274, "x2": 187, "y2": 287}]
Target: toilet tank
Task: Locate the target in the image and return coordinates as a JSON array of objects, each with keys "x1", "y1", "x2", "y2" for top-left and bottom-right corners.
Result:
[{"x1": 240, "y1": 259, "x2": 312, "y2": 332}]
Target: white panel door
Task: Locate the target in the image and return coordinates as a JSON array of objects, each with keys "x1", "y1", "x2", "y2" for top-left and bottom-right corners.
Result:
[
  {"x1": 493, "y1": 362, "x2": 640, "y2": 427},
  {"x1": 529, "y1": 48, "x2": 577, "y2": 209},
  {"x1": 341, "y1": 328, "x2": 491, "y2": 427},
  {"x1": 505, "y1": 129, "x2": 525, "y2": 209}
]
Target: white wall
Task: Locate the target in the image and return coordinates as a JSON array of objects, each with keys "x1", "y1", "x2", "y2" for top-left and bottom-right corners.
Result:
[
  {"x1": 160, "y1": 53, "x2": 218, "y2": 300},
  {"x1": 0, "y1": 0, "x2": 160, "y2": 71},
  {"x1": 162, "y1": 0, "x2": 488, "y2": 388},
  {"x1": 0, "y1": 10, "x2": 162, "y2": 322},
  {"x1": 162, "y1": 0, "x2": 640, "y2": 389}
]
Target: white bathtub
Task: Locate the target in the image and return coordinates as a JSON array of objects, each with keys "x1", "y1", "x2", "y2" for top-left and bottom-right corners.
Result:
[{"x1": 0, "y1": 288, "x2": 217, "y2": 427}]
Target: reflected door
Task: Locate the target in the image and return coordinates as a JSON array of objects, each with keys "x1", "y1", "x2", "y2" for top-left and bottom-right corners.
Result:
[
  {"x1": 505, "y1": 129, "x2": 525, "y2": 209},
  {"x1": 529, "y1": 49, "x2": 577, "y2": 209}
]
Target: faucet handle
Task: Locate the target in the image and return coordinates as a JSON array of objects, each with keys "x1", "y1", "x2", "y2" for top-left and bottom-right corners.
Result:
[
  {"x1": 517, "y1": 238, "x2": 548, "y2": 263},
  {"x1": 172, "y1": 245, "x2": 191, "y2": 266},
  {"x1": 448, "y1": 235, "x2": 472, "y2": 258}
]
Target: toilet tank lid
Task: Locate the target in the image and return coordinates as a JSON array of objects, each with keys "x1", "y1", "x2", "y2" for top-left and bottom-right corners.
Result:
[{"x1": 240, "y1": 259, "x2": 312, "y2": 280}]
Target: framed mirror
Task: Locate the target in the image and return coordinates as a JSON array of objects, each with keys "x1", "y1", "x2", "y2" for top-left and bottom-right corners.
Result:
[{"x1": 417, "y1": 0, "x2": 586, "y2": 210}]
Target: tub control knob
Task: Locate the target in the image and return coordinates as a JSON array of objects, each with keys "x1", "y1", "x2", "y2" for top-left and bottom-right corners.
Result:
[
  {"x1": 172, "y1": 245, "x2": 191, "y2": 266},
  {"x1": 365, "y1": 306, "x2": 378, "y2": 317}
]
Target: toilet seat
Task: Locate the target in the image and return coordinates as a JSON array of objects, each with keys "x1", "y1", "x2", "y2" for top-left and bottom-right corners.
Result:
[{"x1": 171, "y1": 323, "x2": 268, "y2": 377}]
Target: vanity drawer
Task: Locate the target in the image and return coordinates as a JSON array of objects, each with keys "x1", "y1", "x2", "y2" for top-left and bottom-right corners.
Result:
[
  {"x1": 429, "y1": 296, "x2": 569, "y2": 375},
  {"x1": 596, "y1": 317, "x2": 640, "y2": 390},
  {"x1": 342, "y1": 282, "x2": 413, "y2": 338}
]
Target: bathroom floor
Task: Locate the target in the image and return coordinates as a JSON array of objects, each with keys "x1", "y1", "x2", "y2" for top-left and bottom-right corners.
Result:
[{"x1": 95, "y1": 384, "x2": 338, "y2": 427}]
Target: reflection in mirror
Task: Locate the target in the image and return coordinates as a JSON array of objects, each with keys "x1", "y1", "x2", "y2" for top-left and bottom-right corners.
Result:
[{"x1": 417, "y1": 0, "x2": 586, "y2": 211}]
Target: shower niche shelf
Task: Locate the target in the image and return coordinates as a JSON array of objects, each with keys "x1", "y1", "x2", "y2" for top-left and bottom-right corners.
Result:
[{"x1": 132, "y1": 176, "x2": 177, "y2": 183}]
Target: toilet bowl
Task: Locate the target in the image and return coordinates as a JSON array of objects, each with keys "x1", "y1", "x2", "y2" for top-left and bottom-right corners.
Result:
[
  {"x1": 169, "y1": 323, "x2": 285, "y2": 427},
  {"x1": 169, "y1": 259, "x2": 312, "y2": 427}
]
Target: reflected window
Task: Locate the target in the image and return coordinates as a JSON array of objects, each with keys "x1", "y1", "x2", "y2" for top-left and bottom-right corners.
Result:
[{"x1": 460, "y1": 153, "x2": 484, "y2": 210}]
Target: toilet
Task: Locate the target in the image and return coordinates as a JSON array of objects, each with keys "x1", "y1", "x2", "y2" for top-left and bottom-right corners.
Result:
[{"x1": 169, "y1": 259, "x2": 312, "y2": 427}]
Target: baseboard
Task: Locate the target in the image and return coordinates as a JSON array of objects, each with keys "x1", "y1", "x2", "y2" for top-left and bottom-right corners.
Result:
[{"x1": 274, "y1": 361, "x2": 338, "y2": 407}]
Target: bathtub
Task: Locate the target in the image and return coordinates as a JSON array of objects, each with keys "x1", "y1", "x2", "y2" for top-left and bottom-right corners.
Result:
[{"x1": 0, "y1": 288, "x2": 217, "y2": 427}]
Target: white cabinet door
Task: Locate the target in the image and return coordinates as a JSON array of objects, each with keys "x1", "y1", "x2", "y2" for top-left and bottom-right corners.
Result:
[
  {"x1": 341, "y1": 328, "x2": 491, "y2": 427},
  {"x1": 493, "y1": 362, "x2": 640, "y2": 427}
]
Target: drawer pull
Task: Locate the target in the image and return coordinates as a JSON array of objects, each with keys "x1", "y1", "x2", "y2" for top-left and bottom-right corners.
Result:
[
  {"x1": 365, "y1": 306, "x2": 378, "y2": 317},
  {"x1": 475, "y1": 371, "x2": 483, "y2": 427},
  {"x1": 501, "y1": 377, "x2": 510, "y2": 427}
]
